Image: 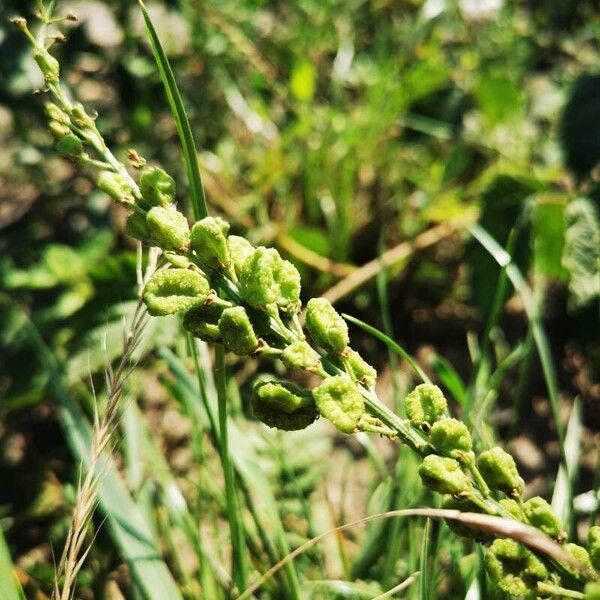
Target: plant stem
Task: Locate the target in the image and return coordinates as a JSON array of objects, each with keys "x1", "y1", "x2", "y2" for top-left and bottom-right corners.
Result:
[
  {"x1": 537, "y1": 582, "x2": 584, "y2": 598},
  {"x1": 215, "y1": 346, "x2": 248, "y2": 594}
]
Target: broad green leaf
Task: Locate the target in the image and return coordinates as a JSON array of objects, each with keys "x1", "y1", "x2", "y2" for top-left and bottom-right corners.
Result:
[
  {"x1": 533, "y1": 193, "x2": 569, "y2": 281},
  {"x1": 562, "y1": 197, "x2": 600, "y2": 309}
]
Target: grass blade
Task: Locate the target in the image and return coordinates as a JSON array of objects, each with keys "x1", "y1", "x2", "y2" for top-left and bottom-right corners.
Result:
[
  {"x1": 138, "y1": 0, "x2": 207, "y2": 220},
  {"x1": 552, "y1": 398, "x2": 583, "y2": 533},
  {"x1": 468, "y1": 225, "x2": 568, "y2": 470},
  {"x1": 0, "y1": 527, "x2": 25, "y2": 600},
  {"x1": 215, "y1": 346, "x2": 249, "y2": 593},
  {"x1": 343, "y1": 314, "x2": 431, "y2": 384}
]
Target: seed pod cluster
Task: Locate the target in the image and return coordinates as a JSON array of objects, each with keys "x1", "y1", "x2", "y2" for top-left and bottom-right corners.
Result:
[{"x1": 485, "y1": 538, "x2": 548, "y2": 599}]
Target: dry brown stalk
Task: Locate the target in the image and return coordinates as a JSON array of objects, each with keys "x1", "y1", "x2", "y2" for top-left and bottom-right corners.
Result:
[{"x1": 52, "y1": 249, "x2": 158, "y2": 600}]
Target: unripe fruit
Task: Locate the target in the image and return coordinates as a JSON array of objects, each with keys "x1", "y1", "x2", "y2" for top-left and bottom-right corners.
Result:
[
  {"x1": 477, "y1": 447, "x2": 524, "y2": 496},
  {"x1": 405, "y1": 384, "x2": 447, "y2": 427},
  {"x1": 143, "y1": 269, "x2": 210, "y2": 316},
  {"x1": 218, "y1": 307, "x2": 259, "y2": 356},
  {"x1": 252, "y1": 380, "x2": 317, "y2": 431},
  {"x1": 146, "y1": 206, "x2": 190, "y2": 251},
  {"x1": 418, "y1": 455, "x2": 469, "y2": 495},
  {"x1": 312, "y1": 376, "x2": 364, "y2": 434},
  {"x1": 305, "y1": 298, "x2": 349, "y2": 354}
]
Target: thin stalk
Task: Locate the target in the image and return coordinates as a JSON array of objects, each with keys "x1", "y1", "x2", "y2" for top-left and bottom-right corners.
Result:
[{"x1": 215, "y1": 346, "x2": 249, "y2": 594}]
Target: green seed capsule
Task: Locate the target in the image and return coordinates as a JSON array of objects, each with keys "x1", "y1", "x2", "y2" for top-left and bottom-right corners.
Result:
[
  {"x1": 252, "y1": 380, "x2": 317, "y2": 431},
  {"x1": 34, "y1": 51, "x2": 59, "y2": 83},
  {"x1": 146, "y1": 206, "x2": 190, "y2": 251},
  {"x1": 418, "y1": 455, "x2": 469, "y2": 495},
  {"x1": 522, "y1": 496, "x2": 564, "y2": 540},
  {"x1": 564, "y1": 544, "x2": 593, "y2": 578},
  {"x1": 56, "y1": 133, "x2": 83, "y2": 157},
  {"x1": 404, "y1": 384, "x2": 447, "y2": 427},
  {"x1": 228, "y1": 235, "x2": 254, "y2": 278},
  {"x1": 305, "y1": 298, "x2": 349, "y2": 354},
  {"x1": 98, "y1": 171, "x2": 134, "y2": 205},
  {"x1": 477, "y1": 447, "x2": 524, "y2": 497},
  {"x1": 190, "y1": 217, "x2": 232, "y2": 274},
  {"x1": 281, "y1": 340, "x2": 322, "y2": 372},
  {"x1": 70, "y1": 104, "x2": 94, "y2": 129},
  {"x1": 45, "y1": 102, "x2": 69, "y2": 124},
  {"x1": 277, "y1": 259, "x2": 301, "y2": 313},
  {"x1": 164, "y1": 252, "x2": 192, "y2": 269},
  {"x1": 139, "y1": 166, "x2": 176, "y2": 208},
  {"x1": 485, "y1": 539, "x2": 547, "y2": 600},
  {"x1": 312, "y1": 376, "x2": 364, "y2": 434},
  {"x1": 240, "y1": 247, "x2": 301, "y2": 313},
  {"x1": 218, "y1": 307, "x2": 259, "y2": 355},
  {"x1": 143, "y1": 269, "x2": 210, "y2": 316},
  {"x1": 429, "y1": 418, "x2": 472, "y2": 459},
  {"x1": 499, "y1": 498, "x2": 525, "y2": 521},
  {"x1": 183, "y1": 300, "x2": 229, "y2": 343},
  {"x1": 588, "y1": 526, "x2": 600, "y2": 571},
  {"x1": 48, "y1": 121, "x2": 71, "y2": 138},
  {"x1": 344, "y1": 348, "x2": 377, "y2": 387},
  {"x1": 125, "y1": 211, "x2": 151, "y2": 242}
]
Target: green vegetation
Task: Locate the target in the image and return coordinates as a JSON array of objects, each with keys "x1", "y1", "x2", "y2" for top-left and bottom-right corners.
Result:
[{"x1": 1, "y1": 0, "x2": 599, "y2": 598}]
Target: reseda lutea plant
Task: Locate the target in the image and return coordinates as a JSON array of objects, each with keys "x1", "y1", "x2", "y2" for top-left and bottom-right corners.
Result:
[{"x1": 14, "y1": 11, "x2": 600, "y2": 599}]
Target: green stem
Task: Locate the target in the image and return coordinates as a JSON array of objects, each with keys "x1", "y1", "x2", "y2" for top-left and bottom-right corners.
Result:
[
  {"x1": 536, "y1": 582, "x2": 584, "y2": 599},
  {"x1": 215, "y1": 346, "x2": 248, "y2": 594}
]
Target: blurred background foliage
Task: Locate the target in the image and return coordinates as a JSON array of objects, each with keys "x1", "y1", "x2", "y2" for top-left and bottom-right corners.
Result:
[{"x1": 0, "y1": 0, "x2": 599, "y2": 598}]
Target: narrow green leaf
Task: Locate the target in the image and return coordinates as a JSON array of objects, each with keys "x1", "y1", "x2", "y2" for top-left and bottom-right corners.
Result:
[
  {"x1": 469, "y1": 223, "x2": 570, "y2": 507},
  {"x1": 343, "y1": 314, "x2": 431, "y2": 384},
  {"x1": 429, "y1": 354, "x2": 467, "y2": 406},
  {"x1": 0, "y1": 527, "x2": 25, "y2": 600},
  {"x1": 138, "y1": 0, "x2": 207, "y2": 220},
  {"x1": 552, "y1": 398, "x2": 583, "y2": 531}
]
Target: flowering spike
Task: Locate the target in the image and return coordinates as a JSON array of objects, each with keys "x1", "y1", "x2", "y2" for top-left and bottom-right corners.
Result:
[
  {"x1": 418, "y1": 455, "x2": 469, "y2": 495},
  {"x1": 252, "y1": 380, "x2": 317, "y2": 431},
  {"x1": 405, "y1": 384, "x2": 447, "y2": 427},
  {"x1": 312, "y1": 376, "x2": 364, "y2": 434},
  {"x1": 143, "y1": 269, "x2": 210, "y2": 316},
  {"x1": 218, "y1": 307, "x2": 259, "y2": 355},
  {"x1": 146, "y1": 206, "x2": 190, "y2": 251},
  {"x1": 305, "y1": 298, "x2": 348, "y2": 354}
]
